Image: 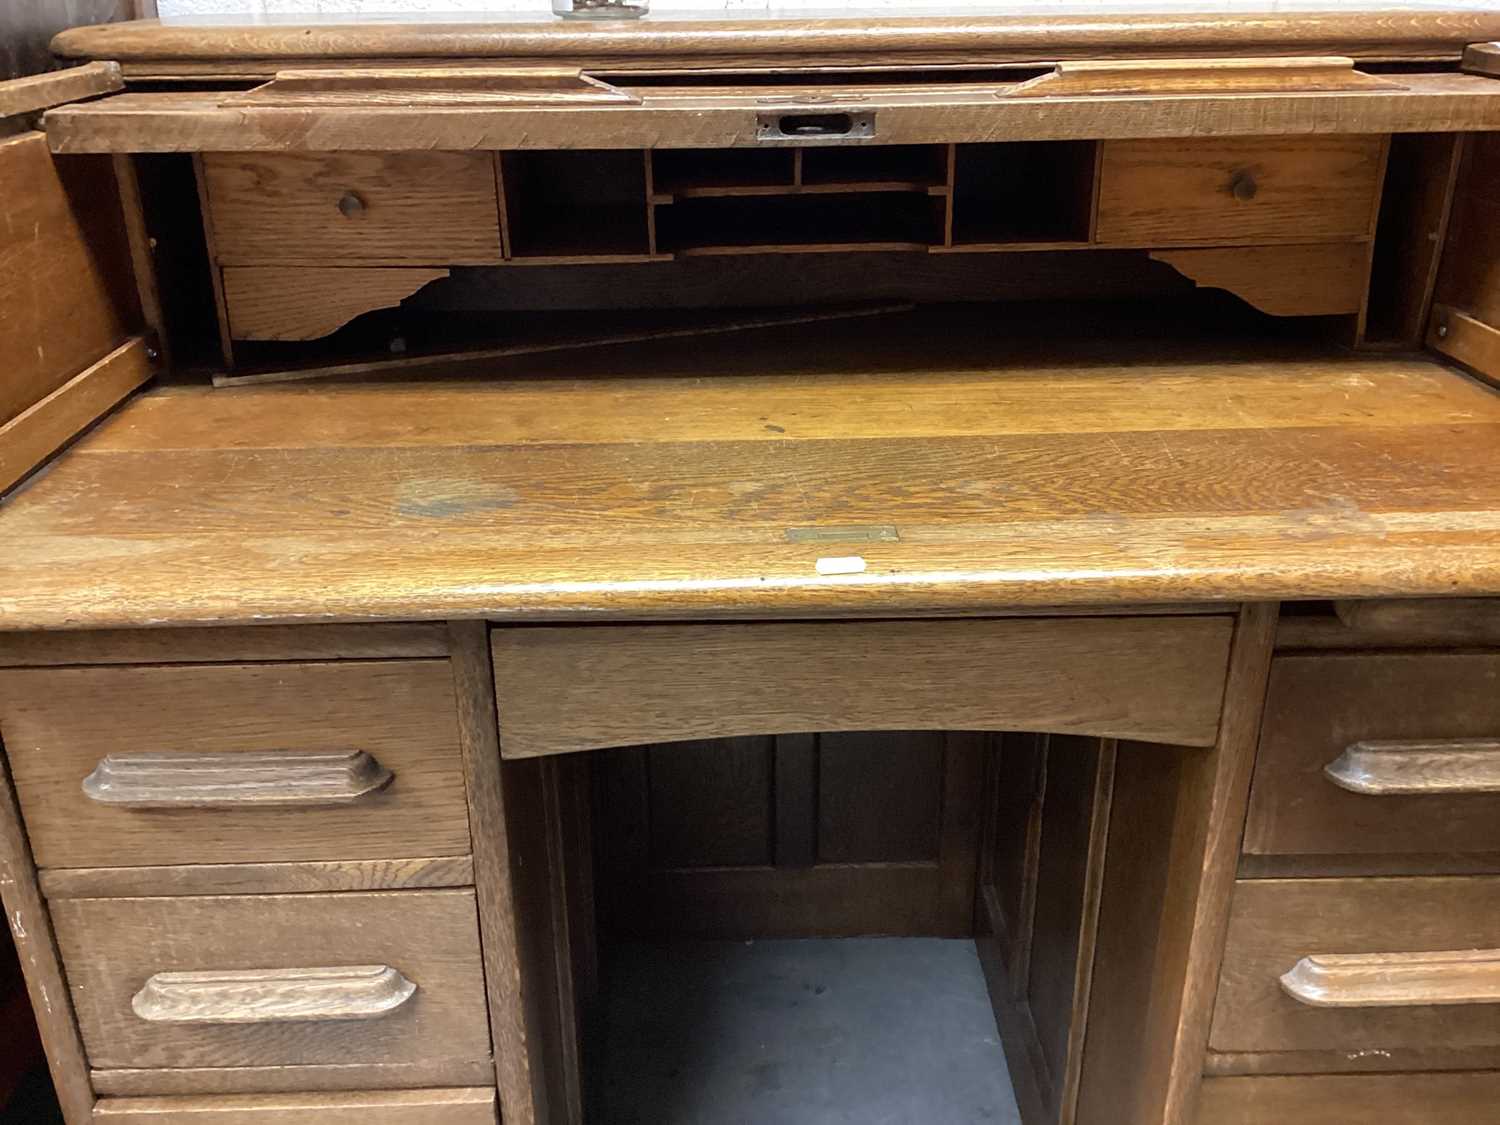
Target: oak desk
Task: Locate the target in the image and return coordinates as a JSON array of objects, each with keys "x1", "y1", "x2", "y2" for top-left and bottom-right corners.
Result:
[{"x1": 3, "y1": 9, "x2": 1500, "y2": 1125}]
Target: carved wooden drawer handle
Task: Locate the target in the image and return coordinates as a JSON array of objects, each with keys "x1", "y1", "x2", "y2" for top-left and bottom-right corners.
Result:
[
  {"x1": 1323, "y1": 739, "x2": 1500, "y2": 796},
  {"x1": 132, "y1": 964, "x2": 416, "y2": 1024},
  {"x1": 82, "y1": 749, "x2": 394, "y2": 808},
  {"x1": 1281, "y1": 949, "x2": 1500, "y2": 1008}
]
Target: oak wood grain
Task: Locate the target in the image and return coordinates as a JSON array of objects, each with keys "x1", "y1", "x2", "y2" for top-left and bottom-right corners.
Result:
[
  {"x1": 0, "y1": 623, "x2": 449, "y2": 666},
  {"x1": 0, "y1": 132, "x2": 139, "y2": 427},
  {"x1": 40, "y1": 74, "x2": 1500, "y2": 155},
  {"x1": 222, "y1": 267, "x2": 449, "y2": 342},
  {"x1": 91, "y1": 1088, "x2": 497, "y2": 1124},
  {"x1": 1097, "y1": 136, "x2": 1385, "y2": 246},
  {"x1": 202, "y1": 152, "x2": 501, "y2": 266},
  {"x1": 491, "y1": 616, "x2": 1233, "y2": 757},
  {"x1": 39, "y1": 855, "x2": 474, "y2": 899},
  {"x1": 0, "y1": 660, "x2": 470, "y2": 868},
  {"x1": 0, "y1": 745, "x2": 93, "y2": 1125},
  {"x1": 1280, "y1": 948, "x2": 1500, "y2": 1009},
  {"x1": 91, "y1": 1060, "x2": 494, "y2": 1098},
  {"x1": 1150, "y1": 245, "x2": 1368, "y2": 317},
  {"x1": 48, "y1": 10, "x2": 1500, "y2": 73},
  {"x1": 52, "y1": 889, "x2": 490, "y2": 1071},
  {"x1": 1197, "y1": 1072, "x2": 1500, "y2": 1125},
  {"x1": 0, "y1": 336, "x2": 151, "y2": 497},
  {"x1": 0, "y1": 60, "x2": 120, "y2": 118},
  {"x1": 3, "y1": 316, "x2": 1500, "y2": 629},
  {"x1": 1243, "y1": 653, "x2": 1500, "y2": 866},
  {"x1": 1210, "y1": 876, "x2": 1500, "y2": 1057}
]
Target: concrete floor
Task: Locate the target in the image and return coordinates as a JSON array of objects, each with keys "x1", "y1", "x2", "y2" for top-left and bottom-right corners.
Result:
[{"x1": 600, "y1": 938, "x2": 1021, "y2": 1125}]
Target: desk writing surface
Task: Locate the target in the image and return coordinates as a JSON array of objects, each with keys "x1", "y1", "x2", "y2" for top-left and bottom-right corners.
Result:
[{"x1": 1, "y1": 309, "x2": 1499, "y2": 630}]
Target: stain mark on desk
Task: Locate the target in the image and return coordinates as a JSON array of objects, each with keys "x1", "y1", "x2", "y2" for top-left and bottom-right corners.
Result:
[
  {"x1": 396, "y1": 480, "x2": 519, "y2": 519},
  {"x1": 786, "y1": 524, "x2": 900, "y2": 544}
]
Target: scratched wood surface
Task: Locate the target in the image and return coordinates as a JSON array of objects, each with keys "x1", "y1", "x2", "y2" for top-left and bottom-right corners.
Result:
[
  {"x1": 47, "y1": 9, "x2": 1500, "y2": 78},
  {"x1": 1, "y1": 307, "x2": 1500, "y2": 630}
]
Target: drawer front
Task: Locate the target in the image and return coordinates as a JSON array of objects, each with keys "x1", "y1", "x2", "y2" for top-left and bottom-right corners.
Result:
[
  {"x1": 1210, "y1": 877, "x2": 1500, "y2": 1057},
  {"x1": 492, "y1": 615, "x2": 1234, "y2": 757},
  {"x1": 1243, "y1": 653, "x2": 1500, "y2": 864},
  {"x1": 0, "y1": 661, "x2": 470, "y2": 868},
  {"x1": 1197, "y1": 1073, "x2": 1500, "y2": 1125},
  {"x1": 94, "y1": 1088, "x2": 497, "y2": 1124},
  {"x1": 1096, "y1": 136, "x2": 1385, "y2": 245},
  {"x1": 202, "y1": 152, "x2": 503, "y2": 266},
  {"x1": 53, "y1": 890, "x2": 490, "y2": 1071}
]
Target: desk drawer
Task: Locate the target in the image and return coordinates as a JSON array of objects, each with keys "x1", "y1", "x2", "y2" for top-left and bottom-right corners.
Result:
[
  {"x1": 491, "y1": 615, "x2": 1234, "y2": 757},
  {"x1": 1210, "y1": 877, "x2": 1500, "y2": 1058},
  {"x1": 1197, "y1": 1073, "x2": 1500, "y2": 1124},
  {"x1": 201, "y1": 152, "x2": 503, "y2": 266},
  {"x1": 1096, "y1": 136, "x2": 1384, "y2": 245},
  {"x1": 94, "y1": 1088, "x2": 497, "y2": 1124},
  {"x1": 0, "y1": 661, "x2": 470, "y2": 868},
  {"x1": 53, "y1": 890, "x2": 490, "y2": 1072},
  {"x1": 1243, "y1": 653, "x2": 1500, "y2": 867}
]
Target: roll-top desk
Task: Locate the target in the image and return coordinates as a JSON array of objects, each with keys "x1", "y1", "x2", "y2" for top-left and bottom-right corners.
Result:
[{"x1": 3, "y1": 8, "x2": 1500, "y2": 1125}]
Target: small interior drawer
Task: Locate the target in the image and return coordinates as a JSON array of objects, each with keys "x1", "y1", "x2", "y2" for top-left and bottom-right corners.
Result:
[
  {"x1": 1210, "y1": 877, "x2": 1500, "y2": 1058},
  {"x1": 53, "y1": 889, "x2": 491, "y2": 1073},
  {"x1": 93, "y1": 1088, "x2": 498, "y2": 1124},
  {"x1": 1243, "y1": 653, "x2": 1500, "y2": 867},
  {"x1": 1095, "y1": 136, "x2": 1385, "y2": 245},
  {"x1": 0, "y1": 660, "x2": 470, "y2": 868},
  {"x1": 1197, "y1": 1072, "x2": 1500, "y2": 1124},
  {"x1": 201, "y1": 151, "x2": 504, "y2": 266},
  {"x1": 491, "y1": 615, "x2": 1234, "y2": 757}
]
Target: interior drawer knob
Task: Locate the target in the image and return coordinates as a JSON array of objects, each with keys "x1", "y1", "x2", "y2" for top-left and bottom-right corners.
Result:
[
  {"x1": 1229, "y1": 170, "x2": 1259, "y2": 201},
  {"x1": 337, "y1": 190, "x2": 367, "y2": 218},
  {"x1": 132, "y1": 964, "x2": 417, "y2": 1024},
  {"x1": 81, "y1": 748, "x2": 394, "y2": 808}
]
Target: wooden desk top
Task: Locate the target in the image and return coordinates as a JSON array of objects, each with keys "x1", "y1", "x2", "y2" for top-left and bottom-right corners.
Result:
[
  {"x1": 52, "y1": 6, "x2": 1500, "y2": 76},
  {"x1": 2, "y1": 309, "x2": 1499, "y2": 631}
]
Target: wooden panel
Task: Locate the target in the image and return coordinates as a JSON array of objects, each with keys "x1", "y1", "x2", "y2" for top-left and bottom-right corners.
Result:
[
  {"x1": 53, "y1": 889, "x2": 489, "y2": 1071},
  {"x1": 1211, "y1": 876, "x2": 1500, "y2": 1057},
  {"x1": 492, "y1": 616, "x2": 1233, "y2": 757},
  {"x1": 1243, "y1": 653, "x2": 1500, "y2": 867},
  {"x1": 1097, "y1": 136, "x2": 1385, "y2": 245},
  {"x1": 0, "y1": 132, "x2": 139, "y2": 427},
  {"x1": 598, "y1": 730, "x2": 987, "y2": 939},
  {"x1": 1434, "y1": 134, "x2": 1500, "y2": 327},
  {"x1": 1024, "y1": 735, "x2": 1115, "y2": 1124},
  {"x1": 1197, "y1": 1073, "x2": 1500, "y2": 1125},
  {"x1": 1431, "y1": 304, "x2": 1500, "y2": 380},
  {"x1": 447, "y1": 622, "x2": 556, "y2": 1125},
  {"x1": 46, "y1": 11, "x2": 1500, "y2": 74},
  {"x1": 222, "y1": 267, "x2": 449, "y2": 341},
  {"x1": 1150, "y1": 244, "x2": 1368, "y2": 316},
  {"x1": 0, "y1": 61, "x2": 120, "y2": 118},
  {"x1": 1076, "y1": 604, "x2": 1277, "y2": 1125},
  {"x1": 984, "y1": 731, "x2": 1047, "y2": 994},
  {"x1": 202, "y1": 152, "x2": 502, "y2": 266},
  {"x1": 0, "y1": 624, "x2": 449, "y2": 667},
  {"x1": 92, "y1": 1060, "x2": 493, "y2": 1097},
  {"x1": 647, "y1": 737, "x2": 772, "y2": 868},
  {"x1": 7, "y1": 322, "x2": 1500, "y2": 629},
  {"x1": 40, "y1": 855, "x2": 474, "y2": 899},
  {"x1": 0, "y1": 747, "x2": 93, "y2": 1125},
  {"x1": 817, "y1": 731, "x2": 943, "y2": 863},
  {"x1": 39, "y1": 76, "x2": 1500, "y2": 155},
  {"x1": 0, "y1": 336, "x2": 151, "y2": 496},
  {"x1": 92, "y1": 1088, "x2": 496, "y2": 1124},
  {"x1": 0, "y1": 660, "x2": 469, "y2": 867}
]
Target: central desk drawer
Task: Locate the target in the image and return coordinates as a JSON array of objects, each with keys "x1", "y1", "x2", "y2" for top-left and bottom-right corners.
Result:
[
  {"x1": 0, "y1": 660, "x2": 470, "y2": 868},
  {"x1": 52, "y1": 889, "x2": 490, "y2": 1072},
  {"x1": 1210, "y1": 877, "x2": 1500, "y2": 1059},
  {"x1": 490, "y1": 615, "x2": 1234, "y2": 758},
  {"x1": 1096, "y1": 136, "x2": 1385, "y2": 245}
]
